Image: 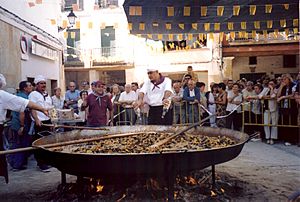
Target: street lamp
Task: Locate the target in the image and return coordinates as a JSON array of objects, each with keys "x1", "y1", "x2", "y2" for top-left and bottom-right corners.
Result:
[{"x1": 58, "y1": 9, "x2": 77, "y2": 32}]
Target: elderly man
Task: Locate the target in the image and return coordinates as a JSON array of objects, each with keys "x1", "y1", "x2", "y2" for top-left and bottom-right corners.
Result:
[
  {"x1": 81, "y1": 81, "x2": 113, "y2": 127},
  {"x1": 29, "y1": 75, "x2": 53, "y2": 172},
  {"x1": 172, "y1": 81, "x2": 185, "y2": 124},
  {"x1": 183, "y1": 80, "x2": 201, "y2": 123},
  {"x1": 136, "y1": 68, "x2": 173, "y2": 125},
  {"x1": 65, "y1": 81, "x2": 80, "y2": 113},
  {"x1": 0, "y1": 74, "x2": 48, "y2": 182},
  {"x1": 119, "y1": 84, "x2": 138, "y2": 125}
]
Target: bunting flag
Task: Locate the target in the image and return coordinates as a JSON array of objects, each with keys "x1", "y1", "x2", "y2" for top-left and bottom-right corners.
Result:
[
  {"x1": 188, "y1": 34, "x2": 193, "y2": 40},
  {"x1": 280, "y1": 19, "x2": 286, "y2": 28},
  {"x1": 233, "y1": 5, "x2": 240, "y2": 16},
  {"x1": 147, "y1": 34, "x2": 152, "y2": 39},
  {"x1": 199, "y1": 33, "x2": 204, "y2": 41},
  {"x1": 192, "y1": 23, "x2": 197, "y2": 30},
  {"x1": 100, "y1": 22, "x2": 106, "y2": 29},
  {"x1": 128, "y1": 23, "x2": 132, "y2": 30},
  {"x1": 178, "y1": 23, "x2": 184, "y2": 30},
  {"x1": 227, "y1": 22, "x2": 234, "y2": 30},
  {"x1": 274, "y1": 29, "x2": 279, "y2": 38},
  {"x1": 219, "y1": 32, "x2": 224, "y2": 41},
  {"x1": 166, "y1": 23, "x2": 171, "y2": 30},
  {"x1": 230, "y1": 32, "x2": 235, "y2": 40},
  {"x1": 70, "y1": 32, "x2": 76, "y2": 39},
  {"x1": 293, "y1": 19, "x2": 299, "y2": 27},
  {"x1": 167, "y1": 7, "x2": 174, "y2": 17},
  {"x1": 208, "y1": 33, "x2": 214, "y2": 41},
  {"x1": 88, "y1": 22, "x2": 93, "y2": 29},
  {"x1": 168, "y1": 34, "x2": 173, "y2": 40},
  {"x1": 184, "y1": 6, "x2": 191, "y2": 16},
  {"x1": 201, "y1": 6, "x2": 207, "y2": 16},
  {"x1": 177, "y1": 34, "x2": 183, "y2": 40},
  {"x1": 204, "y1": 23, "x2": 210, "y2": 31},
  {"x1": 267, "y1": 20, "x2": 273, "y2": 29},
  {"x1": 283, "y1": 4, "x2": 289, "y2": 10},
  {"x1": 75, "y1": 21, "x2": 80, "y2": 29},
  {"x1": 265, "y1": 4, "x2": 272, "y2": 13},
  {"x1": 139, "y1": 23, "x2": 145, "y2": 30},
  {"x1": 241, "y1": 22, "x2": 246, "y2": 30},
  {"x1": 50, "y1": 19, "x2": 56, "y2": 25},
  {"x1": 263, "y1": 30, "x2": 268, "y2": 39},
  {"x1": 158, "y1": 34, "x2": 162, "y2": 40},
  {"x1": 254, "y1": 21, "x2": 260, "y2": 29},
  {"x1": 63, "y1": 32, "x2": 68, "y2": 39},
  {"x1": 293, "y1": 28, "x2": 298, "y2": 35},
  {"x1": 62, "y1": 20, "x2": 68, "y2": 28},
  {"x1": 250, "y1": 5, "x2": 256, "y2": 15},
  {"x1": 214, "y1": 23, "x2": 220, "y2": 31},
  {"x1": 217, "y1": 6, "x2": 224, "y2": 16},
  {"x1": 285, "y1": 28, "x2": 289, "y2": 36},
  {"x1": 251, "y1": 30, "x2": 256, "y2": 39}
]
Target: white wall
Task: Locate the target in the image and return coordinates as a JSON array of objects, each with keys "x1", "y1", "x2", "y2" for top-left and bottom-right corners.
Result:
[{"x1": 0, "y1": 0, "x2": 61, "y2": 38}]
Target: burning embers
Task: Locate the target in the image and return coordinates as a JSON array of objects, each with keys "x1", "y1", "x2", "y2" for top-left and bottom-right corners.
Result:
[
  {"x1": 50, "y1": 170, "x2": 245, "y2": 201},
  {"x1": 52, "y1": 132, "x2": 236, "y2": 154}
]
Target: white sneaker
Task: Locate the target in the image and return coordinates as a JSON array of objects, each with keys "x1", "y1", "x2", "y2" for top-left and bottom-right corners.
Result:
[
  {"x1": 284, "y1": 142, "x2": 292, "y2": 146},
  {"x1": 266, "y1": 139, "x2": 270, "y2": 144},
  {"x1": 269, "y1": 139, "x2": 274, "y2": 145}
]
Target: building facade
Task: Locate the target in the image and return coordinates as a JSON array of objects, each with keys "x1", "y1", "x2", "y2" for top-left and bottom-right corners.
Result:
[{"x1": 0, "y1": 0, "x2": 63, "y2": 94}]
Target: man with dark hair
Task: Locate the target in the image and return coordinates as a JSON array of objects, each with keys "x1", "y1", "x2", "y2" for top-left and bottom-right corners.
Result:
[
  {"x1": 8, "y1": 81, "x2": 33, "y2": 170},
  {"x1": 131, "y1": 82, "x2": 139, "y2": 93}
]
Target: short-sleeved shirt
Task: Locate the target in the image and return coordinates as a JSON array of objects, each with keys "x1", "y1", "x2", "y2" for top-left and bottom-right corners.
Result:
[
  {"x1": 65, "y1": 90, "x2": 80, "y2": 109},
  {"x1": 29, "y1": 91, "x2": 52, "y2": 121},
  {"x1": 140, "y1": 77, "x2": 173, "y2": 106},
  {"x1": 86, "y1": 93, "x2": 112, "y2": 126},
  {"x1": 0, "y1": 90, "x2": 29, "y2": 124},
  {"x1": 226, "y1": 92, "x2": 243, "y2": 113},
  {"x1": 11, "y1": 91, "x2": 30, "y2": 131},
  {"x1": 51, "y1": 96, "x2": 64, "y2": 109},
  {"x1": 119, "y1": 91, "x2": 137, "y2": 108}
]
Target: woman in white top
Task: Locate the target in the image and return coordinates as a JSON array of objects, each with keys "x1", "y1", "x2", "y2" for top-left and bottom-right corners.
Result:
[
  {"x1": 208, "y1": 84, "x2": 218, "y2": 127},
  {"x1": 51, "y1": 87, "x2": 64, "y2": 109},
  {"x1": 226, "y1": 83, "x2": 243, "y2": 131}
]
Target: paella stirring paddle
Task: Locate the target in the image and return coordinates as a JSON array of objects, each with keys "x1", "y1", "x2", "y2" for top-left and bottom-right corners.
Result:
[{"x1": 149, "y1": 104, "x2": 244, "y2": 150}]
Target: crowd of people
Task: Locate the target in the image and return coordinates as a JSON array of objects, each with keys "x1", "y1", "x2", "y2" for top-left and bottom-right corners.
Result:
[{"x1": 0, "y1": 67, "x2": 299, "y2": 177}]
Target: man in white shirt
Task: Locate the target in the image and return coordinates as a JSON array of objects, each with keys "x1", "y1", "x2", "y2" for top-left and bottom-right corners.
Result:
[
  {"x1": 29, "y1": 75, "x2": 53, "y2": 172},
  {"x1": 0, "y1": 74, "x2": 48, "y2": 182},
  {"x1": 119, "y1": 84, "x2": 138, "y2": 125},
  {"x1": 135, "y1": 68, "x2": 173, "y2": 125}
]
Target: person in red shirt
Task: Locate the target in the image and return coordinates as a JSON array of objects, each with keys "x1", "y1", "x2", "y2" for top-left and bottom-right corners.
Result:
[{"x1": 81, "y1": 81, "x2": 112, "y2": 127}]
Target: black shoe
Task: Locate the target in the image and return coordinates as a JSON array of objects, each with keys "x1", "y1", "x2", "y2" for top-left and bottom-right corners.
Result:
[{"x1": 38, "y1": 164, "x2": 51, "y2": 172}]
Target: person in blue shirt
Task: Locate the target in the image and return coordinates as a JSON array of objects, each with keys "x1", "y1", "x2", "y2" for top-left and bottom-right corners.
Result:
[
  {"x1": 8, "y1": 81, "x2": 33, "y2": 170},
  {"x1": 183, "y1": 80, "x2": 201, "y2": 123},
  {"x1": 65, "y1": 81, "x2": 80, "y2": 114}
]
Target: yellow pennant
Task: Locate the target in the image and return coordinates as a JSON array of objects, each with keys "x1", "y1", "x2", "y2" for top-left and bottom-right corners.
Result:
[
  {"x1": 230, "y1": 32, "x2": 235, "y2": 40},
  {"x1": 166, "y1": 23, "x2": 172, "y2": 30},
  {"x1": 188, "y1": 34, "x2": 193, "y2": 40},
  {"x1": 250, "y1": 5, "x2": 256, "y2": 15},
  {"x1": 100, "y1": 22, "x2": 106, "y2": 29},
  {"x1": 219, "y1": 32, "x2": 224, "y2": 42},
  {"x1": 88, "y1": 22, "x2": 93, "y2": 29},
  {"x1": 168, "y1": 34, "x2": 173, "y2": 41},
  {"x1": 252, "y1": 30, "x2": 256, "y2": 39},
  {"x1": 192, "y1": 23, "x2": 197, "y2": 30},
  {"x1": 184, "y1": 6, "x2": 191, "y2": 16},
  {"x1": 280, "y1": 19, "x2": 286, "y2": 28},
  {"x1": 209, "y1": 33, "x2": 214, "y2": 41},
  {"x1": 177, "y1": 34, "x2": 183, "y2": 41},
  {"x1": 283, "y1": 4, "x2": 289, "y2": 10},
  {"x1": 147, "y1": 34, "x2": 152, "y2": 39},
  {"x1": 201, "y1": 6, "x2": 207, "y2": 16},
  {"x1": 204, "y1": 23, "x2": 210, "y2": 32},
  {"x1": 228, "y1": 22, "x2": 234, "y2": 30},
  {"x1": 136, "y1": 6, "x2": 142, "y2": 15},
  {"x1": 238, "y1": 31, "x2": 243, "y2": 38},
  {"x1": 254, "y1": 21, "x2": 260, "y2": 29},
  {"x1": 199, "y1": 33, "x2": 204, "y2": 41},
  {"x1": 62, "y1": 20, "x2": 68, "y2": 28},
  {"x1": 267, "y1": 20, "x2": 273, "y2": 29},
  {"x1": 285, "y1": 28, "x2": 289, "y2": 36},
  {"x1": 274, "y1": 29, "x2": 279, "y2": 38},
  {"x1": 263, "y1": 30, "x2": 268, "y2": 39},
  {"x1": 179, "y1": 23, "x2": 184, "y2": 30},
  {"x1": 265, "y1": 4, "x2": 272, "y2": 13},
  {"x1": 241, "y1": 22, "x2": 246, "y2": 30},
  {"x1": 128, "y1": 23, "x2": 132, "y2": 30},
  {"x1": 226, "y1": 33, "x2": 230, "y2": 41},
  {"x1": 167, "y1": 6, "x2": 174, "y2": 17},
  {"x1": 214, "y1": 23, "x2": 220, "y2": 31},
  {"x1": 217, "y1": 6, "x2": 224, "y2": 16},
  {"x1": 75, "y1": 21, "x2": 80, "y2": 29},
  {"x1": 50, "y1": 19, "x2": 56, "y2": 25},
  {"x1": 233, "y1": 5, "x2": 240, "y2": 16},
  {"x1": 71, "y1": 32, "x2": 76, "y2": 39},
  {"x1": 63, "y1": 32, "x2": 68, "y2": 39},
  {"x1": 139, "y1": 23, "x2": 145, "y2": 30},
  {"x1": 293, "y1": 28, "x2": 298, "y2": 35},
  {"x1": 158, "y1": 34, "x2": 163, "y2": 40},
  {"x1": 152, "y1": 22, "x2": 159, "y2": 27},
  {"x1": 243, "y1": 31, "x2": 248, "y2": 38},
  {"x1": 293, "y1": 19, "x2": 299, "y2": 27}
]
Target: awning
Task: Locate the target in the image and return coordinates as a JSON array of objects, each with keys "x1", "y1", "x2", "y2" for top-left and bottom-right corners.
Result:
[{"x1": 123, "y1": 0, "x2": 299, "y2": 40}]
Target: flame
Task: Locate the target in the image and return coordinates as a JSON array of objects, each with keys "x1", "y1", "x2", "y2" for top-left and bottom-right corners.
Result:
[
  {"x1": 96, "y1": 180, "x2": 104, "y2": 192},
  {"x1": 211, "y1": 190, "x2": 217, "y2": 197},
  {"x1": 221, "y1": 188, "x2": 225, "y2": 193},
  {"x1": 174, "y1": 191, "x2": 178, "y2": 199},
  {"x1": 187, "y1": 176, "x2": 197, "y2": 185}
]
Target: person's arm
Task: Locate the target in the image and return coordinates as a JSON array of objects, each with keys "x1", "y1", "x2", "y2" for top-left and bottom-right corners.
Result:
[{"x1": 18, "y1": 112, "x2": 25, "y2": 135}]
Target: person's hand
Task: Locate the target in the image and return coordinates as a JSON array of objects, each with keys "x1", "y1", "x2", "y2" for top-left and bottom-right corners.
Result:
[
  {"x1": 18, "y1": 127, "x2": 24, "y2": 136},
  {"x1": 35, "y1": 119, "x2": 42, "y2": 127},
  {"x1": 134, "y1": 100, "x2": 142, "y2": 109},
  {"x1": 42, "y1": 109, "x2": 49, "y2": 117},
  {"x1": 162, "y1": 98, "x2": 171, "y2": 106}
]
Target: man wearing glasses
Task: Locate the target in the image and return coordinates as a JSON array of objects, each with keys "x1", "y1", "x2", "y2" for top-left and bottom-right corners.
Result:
[{"x1": 65, "y1": 81, "x2": 80, "y2": 113}]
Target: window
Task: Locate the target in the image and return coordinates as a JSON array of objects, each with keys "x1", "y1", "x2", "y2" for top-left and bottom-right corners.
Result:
[
  {"x1": 96, "y1": 0, "x2": 118, "y2": 8},
  {"x1": 283, "y1": 55, "x2": 296, "y2": 68},
  {"x1": 63, "y1": 0, "x2": 84, "y2": 11},
  {"x1": 66, "y1": 29, "x2": 80, "y2": 61},
  {"x1": 249, "y1": 56, "x2": 257, "y2": 65},
  {"x1": 101, "y1": 26, "x2": 115, "y2": 56},
  {"x1": 129, "y1": 6, "x2": 142, "y2": 15}
]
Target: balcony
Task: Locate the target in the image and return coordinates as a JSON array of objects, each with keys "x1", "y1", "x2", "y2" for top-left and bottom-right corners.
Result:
[{"x1": 64, "y1": 46, "x2": 134, "y2": 67}]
